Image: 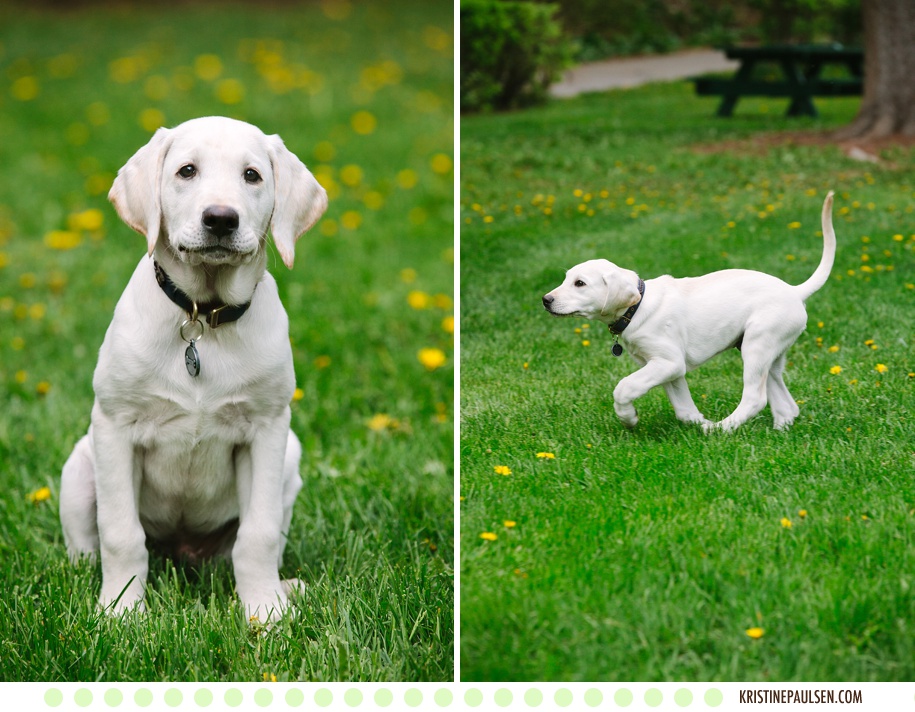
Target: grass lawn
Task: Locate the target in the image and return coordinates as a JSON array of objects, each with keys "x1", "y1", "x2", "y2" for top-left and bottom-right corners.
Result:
[
  {"x1": 460, "y1": 83, "x2": 915, "y2": 681},
  {"x1": 0, "y1": 0, "x2": 453, "y2": 682}
]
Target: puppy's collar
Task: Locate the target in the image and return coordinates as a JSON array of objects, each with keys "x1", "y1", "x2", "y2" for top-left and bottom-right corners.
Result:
[
  {"x1": 608, "y1": 278, "x2": 645, "y2": 335},
  {"x1": 154, "y1": 261, "x2": 252, "y2": 329}
]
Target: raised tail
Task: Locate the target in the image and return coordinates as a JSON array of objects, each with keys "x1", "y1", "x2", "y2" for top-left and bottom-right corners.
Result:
[{"x1": 795, "y1": 191, "x2": 836, "y2": 301}]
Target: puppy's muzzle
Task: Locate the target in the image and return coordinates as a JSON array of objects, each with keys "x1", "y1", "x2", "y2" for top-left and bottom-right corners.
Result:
[
  {"x1": 202, "y1": 205, "x2": 240, "y2": 239},
  {"x1": 542, "y1": 293, "x2": 556, "y2": 313}
]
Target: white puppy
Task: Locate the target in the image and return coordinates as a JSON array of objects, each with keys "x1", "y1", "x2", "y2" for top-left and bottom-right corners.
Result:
[
  {"x1": 59, "y1": 116, "x2": 327, "y2": 621},
  {"x1": 543, "y1": 193, "x2": 835, "y2": 432}
]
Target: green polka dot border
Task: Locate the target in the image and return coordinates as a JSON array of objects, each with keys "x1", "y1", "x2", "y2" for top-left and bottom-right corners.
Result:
[{"x1": 28, "y1": 684, "x2": 736, "y2": 710}]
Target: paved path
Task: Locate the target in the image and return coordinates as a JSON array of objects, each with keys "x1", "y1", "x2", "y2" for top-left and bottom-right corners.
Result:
[{"x1": 550, "y1": 48, "x2": 738, "y2": 98}]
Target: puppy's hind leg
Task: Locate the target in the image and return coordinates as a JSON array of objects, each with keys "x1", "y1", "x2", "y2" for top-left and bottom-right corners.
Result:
[
  {"x1": 710, "y1": 335, "x2": 778, "y2": 432},
  {"x1": 766, "y1": 353, "x2": 800, "y2": 430},
  {"x1": 59, "y1": 434, "x2": 100, "y2": 562}
]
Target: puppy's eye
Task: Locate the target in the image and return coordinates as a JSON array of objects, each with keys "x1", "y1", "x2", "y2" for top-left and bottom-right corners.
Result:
[
  {"x1": 574, "y1": 280, "x2": 586, "y2": 287},
  {"x1": 178, "y1": 164, "x2": 197, "y2": 179},
  {"x1": 244, "y1": 168, "x2": 262, "y2": 184}
]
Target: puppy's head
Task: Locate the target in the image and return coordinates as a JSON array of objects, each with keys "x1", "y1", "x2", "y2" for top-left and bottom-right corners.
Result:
[
  {"x1": 108, "y1": 116, "x2": 327, "y2": 269},
  {"x1": 542, "y1": 259, "x2": 641, "y2": 321}
]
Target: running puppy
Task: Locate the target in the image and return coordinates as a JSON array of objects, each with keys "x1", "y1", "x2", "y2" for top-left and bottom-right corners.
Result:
[
  {"x1": 59, "y1": 117, "x2": 327, "y2": 620},
  {"x1": 542, "y1": 192, "x2": 836, "y2": 432}
]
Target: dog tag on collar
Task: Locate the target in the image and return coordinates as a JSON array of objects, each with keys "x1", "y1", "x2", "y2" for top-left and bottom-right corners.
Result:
[
  {"x1": 185, "y1": 340, "x2": 201, "y2": 377},
  {"x1": 612, "y1": 343, "x2": 624, "y2": 357}
]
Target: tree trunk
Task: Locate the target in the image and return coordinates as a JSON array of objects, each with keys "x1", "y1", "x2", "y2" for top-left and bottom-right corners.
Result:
[{"x1": 836, "y1": 0, "x2": 915, "y2": 140}]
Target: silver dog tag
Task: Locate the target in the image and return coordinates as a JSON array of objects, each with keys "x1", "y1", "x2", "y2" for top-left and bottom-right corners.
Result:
[{"x1": 185, "y1": 340, "x2": 201, "y2": 377}]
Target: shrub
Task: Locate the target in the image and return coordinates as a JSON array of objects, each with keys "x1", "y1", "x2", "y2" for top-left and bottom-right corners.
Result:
[{"x1": 460, "y1": 0, "x2": 572, "y2": 112}]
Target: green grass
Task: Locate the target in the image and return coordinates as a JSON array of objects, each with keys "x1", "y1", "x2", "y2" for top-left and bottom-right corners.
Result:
[
  {"x1": 0, "y1": 1, "x2": 453, "y2": 682},
  {"x1": 460, "y1": 83, "x2": 915, "y2": 681}
]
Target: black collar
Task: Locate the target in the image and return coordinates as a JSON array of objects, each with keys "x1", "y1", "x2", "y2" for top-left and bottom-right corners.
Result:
[
  {"x1": 608, "y1": 278, "x2": 645, "y2": 335},
  {"x1": 154, "y1": 261, "x2": 253, "y2": 328}
]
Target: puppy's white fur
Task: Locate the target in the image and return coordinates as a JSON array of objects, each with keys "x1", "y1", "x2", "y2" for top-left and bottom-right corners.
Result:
[
  {"x1": 543, "y1": 193, "x2": 835, "y2": 432},
  {"x1": 59, "y1": 117, "x2": 327, "y2": 620}
]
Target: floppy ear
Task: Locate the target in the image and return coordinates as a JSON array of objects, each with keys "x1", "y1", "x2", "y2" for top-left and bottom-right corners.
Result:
[
  {"x1": 602, "y1": 270, "x2": 641, "y2": 311},
  {"x1": 108, "y1": 127, "x2": 172, "y2": 256},
  {"x1": 268, "y1": 135, "x2": 328, "y2": 269}
]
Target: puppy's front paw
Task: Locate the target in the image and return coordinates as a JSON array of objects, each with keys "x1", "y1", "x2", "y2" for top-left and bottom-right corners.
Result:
[
  {"x1": 243, "y1": 581, "x2": 302, "y2": 624},
  {"x1": 614, "y1": 402, "x2": 639, "y2": 428}
]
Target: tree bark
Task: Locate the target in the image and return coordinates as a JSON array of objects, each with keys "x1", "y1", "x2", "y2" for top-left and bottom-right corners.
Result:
[{"x1": 836, "y1": 0, "x2": 915, "y2": 140}]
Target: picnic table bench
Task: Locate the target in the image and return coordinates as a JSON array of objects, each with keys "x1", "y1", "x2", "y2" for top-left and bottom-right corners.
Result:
[{"x1": 693, "y1": 44, "x2": 863, "y2": 117}]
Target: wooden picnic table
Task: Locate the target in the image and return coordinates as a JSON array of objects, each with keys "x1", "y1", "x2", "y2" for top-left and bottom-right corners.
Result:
[{"x1": 693, "y1": 44, "x2": 863, "y2": 117}]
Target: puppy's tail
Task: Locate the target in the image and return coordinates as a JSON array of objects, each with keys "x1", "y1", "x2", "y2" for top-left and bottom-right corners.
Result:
[{"x1": 794, "y1": 191, "x2": 836, "y2": 301}]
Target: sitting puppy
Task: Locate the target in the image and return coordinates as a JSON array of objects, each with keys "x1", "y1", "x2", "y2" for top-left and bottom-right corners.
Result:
[
  {"x1": 59, "y1": 117, "x2": 327, "y2": 620},
  {"x1": 543, "y1": 192, "x2": 835, "y2": 432}
]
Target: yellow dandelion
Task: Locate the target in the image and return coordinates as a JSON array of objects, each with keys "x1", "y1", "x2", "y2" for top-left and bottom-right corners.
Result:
[
  {"x1": 15, "y1": 370, "x2": 28, "y2": 384},
  {"x1": 291, "y1": 387, "x2": 304, "y2": 402},
  {"x1": 314, "y1": 355, "x2": 331, "y2": 369},
  {"x1": 351, "y1": 110, "x2": 377, "y2": 135},
  {"x1": 828, "y1": 345, "x2": 840, "y2": 353},
  {"x1": 407, "y1": 290, "x2": 430, "y2": 309},
  {"x1": 44, "y1": 230, "x2": 82, "y2": 251},
  {"x1": 139, "y1": 108, "x2": 165, "y2": 133},
  {"x1": 194, "y1": 54, "x2": 223, "y2": 81},
  {"x1": 535, "y1": 452, "x2": 555, "y2": 459},
  {"x1": 417, "y1": 347, "x2": 446, "y2": 371},
  {"x1": 503, "y1": 520, "x2": 517, "y2": 528},
  {"x1": 339, "y1": 164, "x2": 363, "y2": 187},
  {"x1": 430, "y1": 153, "x2": 452, "y2": 174},
  {"x1": 215, "y1": 78, "x2": 245, "y2": 104},
  {"x1": 875, "y1": 363, "x2": 888, "y2": 374},
  {"x1": 780, "y1": 517, "x2": 792, "y2": 529},
  {"x1": 11, "y1": 76, "x2": 40, "y2": 101},
  {"x1": 798, "y1": 509, "x2": 808, "y2": 518},
  {"x1": 36, "y1": 381, "x2": 51, "y2": 396},
  {"x1": 367, "y1": 413, "x2": 393, "y2": 432},
  {"x1": 581, "y1": 340, "x2": 590, "y2": 346},
  {"x1": 788, "y1": 221, "x2": 801, "y2": 229},
  {"x1": 340, "y1": 210, "x2": 362, "y2": 230},
  {"x1": 27, "y1": 486, "x2": 51, "y2": 503},
  {"x1": 829, "y1": 365, "x2": 842, "y2": 375},
  {"x1": 400, "y1": 268, "x2": 417, "y2": 283},
  {"x1": 864, "y1": 339, "x2": 875, "y2": 346},
  {"x1": 480, "y1": 532, "x2": 497, "y2": 541},
  {"x1": 69, "y1": 209, "x2": 104, "y2": 232},
  {"x1": 745, "y1": 627, "x2": 765, "y2": 639},
  {"x1": 397, "y1": 169, "x2": 418, "y2": 189},
  {"x1": 493, "y1": 465, "x2": 511, "y2": 476},
  {"x1": 441, "y1": 316, "x2": 454, "y2": 334}
]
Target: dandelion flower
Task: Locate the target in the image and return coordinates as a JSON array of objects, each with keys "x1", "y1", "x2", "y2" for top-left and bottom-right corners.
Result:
[
  {"x1": 798, "y1": 509, "x2": 808, "y2": 518},
  {"x1": 417, "y1": 348, "x2": 446, "y2": 371},
  {"x1": 780, "y1": 517, "x2": 792, "y2": 529},
  {"x1": 292, "y1": 388, "x2": 304, "y2": 402},
  {"x1": 535, "y1": 452, "x2": 555, "y2": 459},
  {"x1": 36, "y1": 381, "x2": 51, "y2": 395},
  {"x1": 441, "y1": 316, "x2": 454, "y2": 334},
  {"x1": 745, "y1": 627, "x2": 765, "y2": 639},
  {"x1": 367, "y1": 413, "x2": 393, "y2": 431},
  {"x1": 44, "y1": 230, "x2": 82, "y2": 251},
  {"x1": 351, "y1": 110, "x2": 376, "y2": 135},
  {"x1": 494, "y1": 465, "x2": 511, "y2": 476},
  {"x1": 829, "y1": 365, "x2": 842, "y2": 375},
  {"x1": 27, "y1": 486, "x2": 51, "y2": 503},
  {"x1": 480, "y1": 532, "x2": 497, "y2": 541},
  {"x1": 503, "y1": 520, "x2": 516, "y2": 528},
  {"x1": 314, "y1": 355, "x2": 331, "y2": 369},
  {"x1": 407, "y1": 291, "x2": 430, "y2": 309},
  {"x1": 875, "y1": 364, "x2": 888, "y2": 374}
]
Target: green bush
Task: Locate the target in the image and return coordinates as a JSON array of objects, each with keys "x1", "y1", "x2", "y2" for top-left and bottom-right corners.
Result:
[{"x1": 460, "y1": 0, "x2": 571, "y2": 112}]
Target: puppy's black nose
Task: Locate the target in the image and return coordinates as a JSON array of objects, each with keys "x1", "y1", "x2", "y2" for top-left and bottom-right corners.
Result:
[
  {"x1": 542, "y1": 294, "x2": 554, "y2": 308},
  {"x1": 202, "y1": 205, "x2": 239, "y2": 238}
]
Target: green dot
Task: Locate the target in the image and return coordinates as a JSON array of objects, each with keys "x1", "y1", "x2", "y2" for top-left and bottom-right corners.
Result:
[
  {"x1": 704, "y1": 689, "x2": 724, "y2": 707},
  {"x1": 645, "y1": 688, "x2": 663, "y2": 707},
  {"x1": 434, "y1": 689, "x2": 453, "y2": 707},
  {"x1": 286, "y1": 689, "x2": 304, "y2": 707},
  {"x1": 374, "y1": 689, "x2": 393, "y2": 707},
  {"x1": 254, "y1": 689, "x2": 273, "y2": 707},
  {"x1": 615, "y1": 689, "x2": 633, "y2": 707},
  {"x1": 675, "y1": 688, "x2": 693, "y2": 707},
  {"x1": 135, "y1": 689, "x2": 153, "y2": 708},
  {"x1": 44, "y1": 689, "x2": 64, "y2": 707},
  {"x1": 464, "y1": 689, "x2": 483, "y2": 707},
  {"x1": 555, "y1": 689, "x2": 573, "y2": 708},
  {"x1": 195, "y1": 689, "x2": 213, "y2": 707},
  {"x1": 585, "y1": 689, "x2": 603, "y2": 707},
  {"x1": 315, "y1": 688, "x2": 333, "y2": 708},
  {"x1": 524, "y1": 689, "x2": 543, "y2": 707},
  {"x1": 104, "y1": 689, "x2": 123, "y2": 707},
  {"x1": 495, "y1": 689, "x2": 512, "y2": 707},
  {"x1": 75, "y1": 689, "x2": 93, "y2": 707},
  {"x1": 165, "y1": 689, "x2": 183, "y2": 707},
  {"x1": 225, "y1": 688, "x2": 243, "y2": 707},
  {"x1": 344, "y1": 688, "x2": 362, "y2": 707},
  {"x1": 405, "y1": 688, "x2": 423, "y2": 707}
]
